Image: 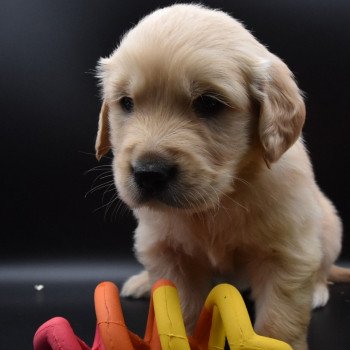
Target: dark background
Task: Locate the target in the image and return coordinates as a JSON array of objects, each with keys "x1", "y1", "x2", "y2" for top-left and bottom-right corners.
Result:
[
  {"x1": 1, "y1": 1, "x2": 350, "y2": 350},
  {"x1": 1, "y1": 0, "x2": 349, "y2": 260}
]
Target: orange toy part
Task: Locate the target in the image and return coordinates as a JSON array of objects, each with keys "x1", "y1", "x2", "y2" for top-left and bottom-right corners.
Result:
[{"x1": 95, "y1": 281, "x2": 166, "y2": 350}]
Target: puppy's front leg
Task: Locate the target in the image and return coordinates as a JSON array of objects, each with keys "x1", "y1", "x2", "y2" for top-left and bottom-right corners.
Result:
[
  {"x1": 122, "y1": 244, "x2": 212, "y2": 332},
  {"x1": 250, "y1": 257, "x2": 318, "y2": 350}
]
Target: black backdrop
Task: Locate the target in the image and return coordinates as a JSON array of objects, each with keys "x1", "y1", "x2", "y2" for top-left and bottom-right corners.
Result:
[{"x1": 1, "y1": 0, "x2": 349, "y2": 260}]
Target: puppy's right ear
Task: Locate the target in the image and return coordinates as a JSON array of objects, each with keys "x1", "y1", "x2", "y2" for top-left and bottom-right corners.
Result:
[{"x1": 95, "y1": 100, "x2": 111, "y2": 161}]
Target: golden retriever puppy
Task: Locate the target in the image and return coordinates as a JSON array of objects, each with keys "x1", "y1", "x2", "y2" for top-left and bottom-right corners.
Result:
[{"x1": 95, "y1": 4, "x2": 347, "y2": 349}]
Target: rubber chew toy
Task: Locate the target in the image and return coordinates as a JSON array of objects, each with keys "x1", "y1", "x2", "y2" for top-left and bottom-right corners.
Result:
[
  {"x1": 34, "y1": 280, "x2": 292, "y2": 350},
  {"x1": 95, "y1": 280, "x2": 292, "y2": 350}
]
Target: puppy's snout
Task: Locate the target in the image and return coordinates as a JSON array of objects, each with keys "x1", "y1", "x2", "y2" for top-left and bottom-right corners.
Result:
[{"x1": 132, "y1": 157, "x2": 177, "y2": 195}]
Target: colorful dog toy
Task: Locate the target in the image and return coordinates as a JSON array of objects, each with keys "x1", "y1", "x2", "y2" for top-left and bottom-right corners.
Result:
[{"x1": 34, "y1": 280, "x2": 292, "y2": 350}]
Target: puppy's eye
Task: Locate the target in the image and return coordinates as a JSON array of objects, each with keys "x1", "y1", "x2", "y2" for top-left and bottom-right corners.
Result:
[
  {"x1": 192, "y1": 95, "x2": 225, "y2": 118},
  {"x1": 120, "y1": 96, "x2": 134, "y2": 113}
]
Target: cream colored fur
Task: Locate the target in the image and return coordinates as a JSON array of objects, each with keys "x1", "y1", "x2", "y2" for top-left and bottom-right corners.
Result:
[{"x1": 95, "y1": 5, "x2": 345, "y2": 349}]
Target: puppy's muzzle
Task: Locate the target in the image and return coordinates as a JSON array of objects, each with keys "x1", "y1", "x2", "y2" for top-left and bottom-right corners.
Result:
[{"x1": 132, "y1": 156, "x2": 178, "y2": 198}]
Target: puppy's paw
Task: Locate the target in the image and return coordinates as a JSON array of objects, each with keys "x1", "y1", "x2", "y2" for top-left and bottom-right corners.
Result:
[
  {"x1": 312, "y1": 282, "x2": 329, "y2": 308},
  {"x1": 121, "y1": 270, "x2": 151, "y2": 298}
]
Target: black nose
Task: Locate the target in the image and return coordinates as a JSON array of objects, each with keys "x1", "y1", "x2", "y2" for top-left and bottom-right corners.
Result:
[{"x1": 132, "y1": 158, "x2": 177, "y2": 194}]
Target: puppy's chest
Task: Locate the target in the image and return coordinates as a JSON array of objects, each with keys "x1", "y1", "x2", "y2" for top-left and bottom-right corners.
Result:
[{"x1": 179, "y1": 212, "x2": 252, "y2": 269}]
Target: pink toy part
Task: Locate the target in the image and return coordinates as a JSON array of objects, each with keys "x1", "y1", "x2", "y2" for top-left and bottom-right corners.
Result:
[{"x1": 33, "y1": 316, "x2": 105, "y2": 350}]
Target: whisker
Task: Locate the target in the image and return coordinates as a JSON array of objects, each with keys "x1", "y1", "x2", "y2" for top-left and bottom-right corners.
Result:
[
  {"x1": 101, "y1": 184, "x2": 116, "y2": 201},
  {"x1": 232, "y1": 176, "x2": 251, "y2": 187},
  {"x1": 85, "y1": 180, "x2": 114, "y2": 197},
  {"x1": 84, "y1": 165, "x2": 112, "y2": 175},
  {"x1": 99, "y1": 174, "x2": 114, "y2": 180},
  {"x1": 90, "y1": 170, "x2": 113, "y2": 182},
  {"x1": 114, "y1": 200, "x2": 131, "y2": 220},
  {"x1": 103, "y1": 194, "x2": 119, "y2": 220},
  {"x1": 84, "y1": 155, "x2": 129, "y2": 221},
  {"x1": 79, "y1": 150, "x2": 113, "y2": 160},
  {"x1": 217, "y1": 189, "x2": 249, "y2": 212},
  {"x1": 93, "y1": 193, "x2": 117, "y2": 213},
  {"x1": 89, "y1": 172, "x2": 113, "y2": 193}
]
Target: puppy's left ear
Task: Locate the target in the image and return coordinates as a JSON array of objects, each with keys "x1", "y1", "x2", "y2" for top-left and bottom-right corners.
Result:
[
  {"x1": 252, "y1": 59, "x2": 306, "y2": 166},
  {"x1": 95, "y1": 100, "x2": 111, "y2": 161}
]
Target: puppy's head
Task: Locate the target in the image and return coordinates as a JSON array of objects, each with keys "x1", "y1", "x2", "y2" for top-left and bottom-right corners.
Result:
[{"x1": 95, "y1": 4, "x2": 305, "y2": 211}]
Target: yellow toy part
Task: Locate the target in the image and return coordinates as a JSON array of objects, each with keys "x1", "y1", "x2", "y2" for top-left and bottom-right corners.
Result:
[
  {"x1": 152, "y1": 282, "x2": 191, "y2": 350},
  {"x1": 94, "y1": 280, "x2": 292, "y2": 350},
  {"x1": 192, "y1": 283, "x2": 293, "y2": 350}
]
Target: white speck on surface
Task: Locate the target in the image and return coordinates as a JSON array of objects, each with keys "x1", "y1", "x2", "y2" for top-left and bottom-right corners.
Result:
[{"x1": 34, "y1": 284, "x2": 44, "y2": 291}]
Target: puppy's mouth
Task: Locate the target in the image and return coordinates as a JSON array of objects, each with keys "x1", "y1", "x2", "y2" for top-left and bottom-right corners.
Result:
[{"x1": 122, "y1": 155, "x2": 218, "y2": 211}]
